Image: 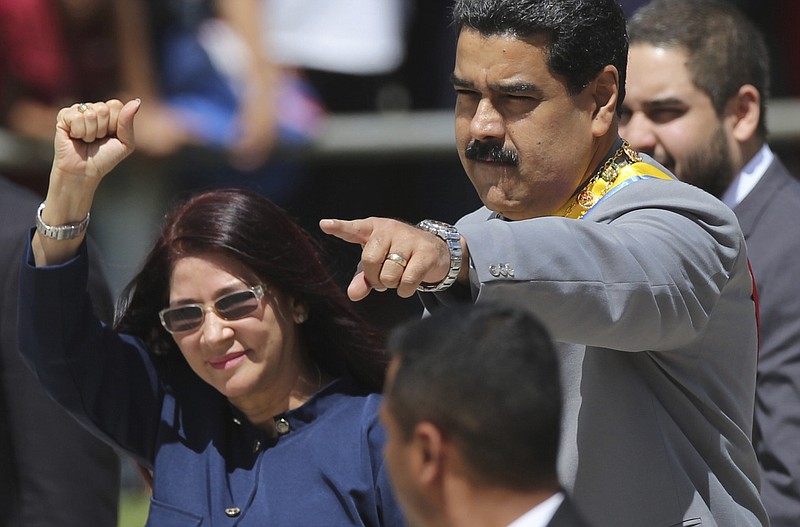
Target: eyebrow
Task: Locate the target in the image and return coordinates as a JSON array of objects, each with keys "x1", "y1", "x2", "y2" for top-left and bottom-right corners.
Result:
[
  {"x1": 450, "y1": 73, "x2": 473, "y2": 89},
  {"x1": 641, "y1": 97, "x2": 688, "y2": 109},
  {"x1": 450, "y1": 73, "x2": 545, "y2": 98}
]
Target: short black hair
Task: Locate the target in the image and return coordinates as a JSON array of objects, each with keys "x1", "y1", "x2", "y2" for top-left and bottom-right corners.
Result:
[
  {"x1": 386, "y1": 302, "x2": 562, "y2": 491},
  {"x1": 452, "y1": 0, "x2": 628, "y2": 106}
]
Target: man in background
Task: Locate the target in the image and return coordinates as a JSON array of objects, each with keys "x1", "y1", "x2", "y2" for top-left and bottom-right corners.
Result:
[
  {"x1": 382, "y1": 303, "x2": 591, "y2": 527},
  {"x1": 0, "y1": 175, "x2": 120, "y2": 526},
  {"x1": 621, "y1": 2, "x2": 800, "y2": 524}
]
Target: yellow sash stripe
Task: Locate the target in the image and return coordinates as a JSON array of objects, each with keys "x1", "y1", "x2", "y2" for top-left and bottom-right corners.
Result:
[{"x1": 556, "y1": 162, "x2": 674, "y2": 219}]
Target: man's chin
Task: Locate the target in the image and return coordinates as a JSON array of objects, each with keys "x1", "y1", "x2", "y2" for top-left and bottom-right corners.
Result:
[
  {"x1": 484, "y1": 194, "x2": 557, "y2": 219},
  {"x1": 484, "y1": 200, "x2": 529, "y2": 221},
  {"x1": 481, "y1": 189, "x2": 512, "y2": 211}
]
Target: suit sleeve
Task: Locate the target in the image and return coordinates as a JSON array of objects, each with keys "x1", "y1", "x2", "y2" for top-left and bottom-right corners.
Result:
[
  {"x1": 17, "y1": 231, "x2": 163, "y2": 466},
  {"x1": 428, "y1": 180, "x2": 749, "y2": 353}
]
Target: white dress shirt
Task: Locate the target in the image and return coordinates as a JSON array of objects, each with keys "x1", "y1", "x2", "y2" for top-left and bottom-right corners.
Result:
[
  {"x1": 721, "y1": 144, "x2": 774, "y2": 208},
  {"x1": 506, "y1": 492, "x2": 564, "y2": 527}
]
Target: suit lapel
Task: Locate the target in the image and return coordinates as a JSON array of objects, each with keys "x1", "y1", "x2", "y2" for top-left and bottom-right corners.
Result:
[
  {"x1": 733, "y1": 157, "x2": 792, "y2": 238},
  {"x1": 546, "y1": 495, "x2": 591, "y2": 527}
]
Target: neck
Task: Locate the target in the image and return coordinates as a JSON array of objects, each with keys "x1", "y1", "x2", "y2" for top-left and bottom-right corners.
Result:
[
  {"x1": 584, "y1": 135, "x2": 622, "y2": 185},
  {"x1": 738, "y1": 139, "x2": 766, "y2": 174},
  {"x1": 230, "y1": 351, "x2": 324, "y2": 435},
  {"x1": 556, "y1": 137, "x2": 640, "y2": 219}
]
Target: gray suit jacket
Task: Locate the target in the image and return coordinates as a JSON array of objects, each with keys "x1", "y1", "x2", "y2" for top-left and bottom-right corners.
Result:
[
  {"x1": 422, "y1": 155, "x2": 768, "y2": 527},
  {"x1": 735, "y1": 156, "x2": 800, "y2": 527}
]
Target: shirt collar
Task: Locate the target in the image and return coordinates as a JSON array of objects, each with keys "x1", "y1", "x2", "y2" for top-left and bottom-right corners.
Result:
[
  {"x1": 506, "y1": 492, "x2": 564, "y2": 527},
  {"x1": 228, "y1": 376, "x2": 356, "y2": 439},
  {"x1": 720, "y1": 144, "x2": 773, "y2": 208}
]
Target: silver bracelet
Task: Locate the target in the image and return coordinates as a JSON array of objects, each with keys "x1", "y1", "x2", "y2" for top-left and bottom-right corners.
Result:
[
  {"x1": 416, "y1": 219, "x2": 463, "y2": 292},
  {"x1": 35, "y1": 202, "x2": 90, "y2": 240}
]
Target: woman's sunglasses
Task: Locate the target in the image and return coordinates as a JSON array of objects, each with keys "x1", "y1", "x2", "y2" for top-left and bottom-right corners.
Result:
[{"x1": 159, "y1": 285, "x2": 266, "y2": 334}]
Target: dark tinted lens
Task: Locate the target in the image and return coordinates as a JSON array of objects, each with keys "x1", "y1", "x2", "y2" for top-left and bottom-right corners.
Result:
[
  {"x1": 215, "y1": 290, "x2": 259, "y2": 320},
  {"x1": 162, "y1": 306, "x2": 204, "y2": 333}
]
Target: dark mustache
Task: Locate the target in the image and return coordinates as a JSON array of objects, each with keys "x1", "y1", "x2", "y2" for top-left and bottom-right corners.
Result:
[{"x1": 465, "y1": 140, "x2": 519, "y2": 166}]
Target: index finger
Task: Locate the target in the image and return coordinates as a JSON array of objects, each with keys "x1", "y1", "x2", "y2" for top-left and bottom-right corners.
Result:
[
  {"x1": 56, "y1": 105, "x2": 86, "y2": 140},
  {"x1": 319, "y1": 218, "x2": 374, "y2": 245}
]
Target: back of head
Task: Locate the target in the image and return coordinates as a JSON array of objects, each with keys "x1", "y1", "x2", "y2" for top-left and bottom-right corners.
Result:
[
  {"x1": 627, "y1": 0, "x2": 770, "y2": 135},
  {"x1": 386, "y1": 303, "x2": 562, "y2": 491},
  {"x1": 116, "y1": 188, "x2": 387, "y2": 390},
  {"x1": 451, "y1": 0, "x2": 628, "y2": 104}
]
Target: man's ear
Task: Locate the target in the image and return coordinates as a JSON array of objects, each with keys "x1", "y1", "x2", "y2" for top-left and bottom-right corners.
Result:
[
  {"x1": 729, "y1": 84, "x2": 760, "y2": 143},
  {"x1": 412, "y1": 422, "x2": 446, "y2": 485},
  {"x1": 589, "y1": 65, "x2": 619, "y2": 137}
]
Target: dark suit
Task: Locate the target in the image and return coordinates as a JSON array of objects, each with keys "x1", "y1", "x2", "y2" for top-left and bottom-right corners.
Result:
[
  {"x1": 737, "y1": 156, "x2": 800, "y2": 527},
  {"x1": 0, "y1": 177, "x2": 120, "y2": 526},
  {"x1": 547, "y1": 495, "x2": 593, "y2": 527}
]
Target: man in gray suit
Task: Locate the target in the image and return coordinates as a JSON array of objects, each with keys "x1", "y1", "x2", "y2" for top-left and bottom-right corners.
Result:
[
  {"x1": 321, "y1": 0, "x2": 768, "y2": 525},
  {"x1": 620, "y1": 2, "x2": 800, "y2": 525},
  {"x1": 382, "y1": 302, "x2": 591, "y2": 527}
]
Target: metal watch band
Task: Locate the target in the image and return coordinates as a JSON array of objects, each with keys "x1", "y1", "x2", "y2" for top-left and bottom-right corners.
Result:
[
  {"x1": 35, "y1": 202, "x2": 90, "y2": 240},
  {"x1": 415, "y1": 219, "x2": 463, "y2": 292}
]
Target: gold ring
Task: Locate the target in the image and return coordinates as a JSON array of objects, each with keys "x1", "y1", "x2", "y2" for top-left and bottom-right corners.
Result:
[
  {"x1": 385, "y1": 253, "x2": 408, "y2": 269},
  {"x1": 77, "y1": 103, "x2": 89, "y2": 113}
]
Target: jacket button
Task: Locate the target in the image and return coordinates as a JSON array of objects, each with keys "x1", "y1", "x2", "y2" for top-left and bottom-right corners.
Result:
[
  {"x1": 489, "y1": 264, "x2": 501, "y2": 277},
  {"x1": 275, "y1": 417, "x2": 291, "y2": 435},
  {"x1": 225, "y1": 507, "x2": 241, "y2": 517},
  {"x1": 499, "y1": 263, "x2": 515, "y2": 277}
]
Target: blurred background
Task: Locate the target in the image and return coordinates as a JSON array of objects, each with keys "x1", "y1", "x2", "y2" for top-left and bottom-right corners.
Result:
[{"x1": 1, "y1": 0, "x2": 798, "y2": 525}]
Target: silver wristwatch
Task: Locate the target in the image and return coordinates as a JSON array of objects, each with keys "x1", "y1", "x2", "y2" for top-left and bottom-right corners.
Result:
[
  {"x1": 35, "y1": 202, "x2": 90, "y2": 240},
  {"x1": 416, "y1": 219, "x2": 463, "y2": 292}
]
